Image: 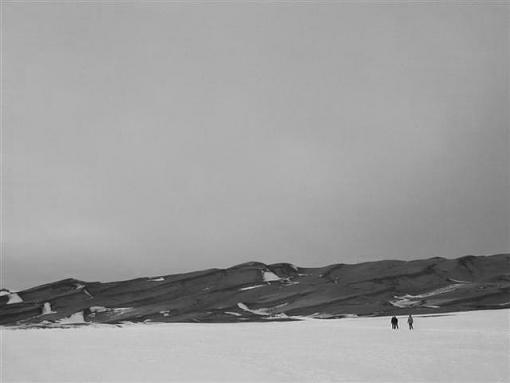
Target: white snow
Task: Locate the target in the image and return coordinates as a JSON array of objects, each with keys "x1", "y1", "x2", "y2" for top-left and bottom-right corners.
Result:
[
  {"x1": 237, "y1": 302, "x2": 270, "y2": 316},
  {"x1": 109, "y1": 307, "x2": 134, "y2": 316},
  {"x1": 57, "y1": 311, "x2": 86, "y2": 324},
  {"x1": 149, "y1": 277, "x2": 165, "y2": 282},
  {"x1": 89, "y1": 306, "x2": 108, "y2": 313},
  {"x1": 2, "y1": 309, "x2": 509, "y2": 382},
  {"x1": 224, "y1": 311, "x2": 242, "y2": 317},
  {"x1": 390, "y1": 283, "x2": 468, "y2": 308},
  {"x1": 41, "y1": 302, "x2": 56, "y2": 315},
  {"x1": 237, "y1": 302, "x2": 288, "y2": 317},
  {"x1": 0, "y1": 289, "x2": 10, "y2": 297},
  {"x1": 262, "y1": 271, "x2": 281, "y2": 282},
  {"x1": 6, "y1": 292, "x2": 23, "y2": 304},
  {"x1": 88, "y1": 306, "x2": 132, "y2": 315},
  {"x1": 73, "y1": 284, "x2": 93, "y2": 297},
  {"x1": 239, "y1": 284, "x2": 265, "y2": 291}
]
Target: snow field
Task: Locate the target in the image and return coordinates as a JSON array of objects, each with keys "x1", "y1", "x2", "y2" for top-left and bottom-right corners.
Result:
[{"x1": 2, "y1": 309, "x2": 508, "y2": 382}]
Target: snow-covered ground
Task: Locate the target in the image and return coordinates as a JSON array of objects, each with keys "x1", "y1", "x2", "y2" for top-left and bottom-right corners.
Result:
[{"x1": 1, "y1": 309, "x2": 508, "y2": 382}]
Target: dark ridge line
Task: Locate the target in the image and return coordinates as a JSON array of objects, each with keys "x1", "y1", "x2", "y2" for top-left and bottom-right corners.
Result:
[{"x1": 14, "y1": 253, "x2": 510, "y2": 293}]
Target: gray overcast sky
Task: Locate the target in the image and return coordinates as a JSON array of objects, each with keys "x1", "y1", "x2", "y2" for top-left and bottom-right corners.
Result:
[{"x1": 2, "y1": 2, "x2": 509, "y2": 289}]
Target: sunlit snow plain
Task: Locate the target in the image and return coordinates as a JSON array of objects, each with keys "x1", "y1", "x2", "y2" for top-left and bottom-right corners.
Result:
[{"x1": 2, "y1": 309, "x2": 508, "y2": 382}]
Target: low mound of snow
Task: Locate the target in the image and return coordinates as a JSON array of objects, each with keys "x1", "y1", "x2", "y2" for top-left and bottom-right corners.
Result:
[
  {"x1": 149, "y1": 277, "x2": 165, "y2": 282},
  {"x1": 58, "y1": 311, "x2": 86, "y2": 324}
]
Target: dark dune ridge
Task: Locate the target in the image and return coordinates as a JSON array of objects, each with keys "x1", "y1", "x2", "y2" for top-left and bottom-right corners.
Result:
[{"x1": 1, "y1": 254, "x2": 509, "y2": 327}]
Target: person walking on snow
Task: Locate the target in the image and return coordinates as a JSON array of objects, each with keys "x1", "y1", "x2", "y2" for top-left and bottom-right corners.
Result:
[
  {"x1": 408, "y1": 314, "x2": 414, "y2": 330},
  {"x1": 391, "y1": 316, "x2": 398, "y2": 329}
]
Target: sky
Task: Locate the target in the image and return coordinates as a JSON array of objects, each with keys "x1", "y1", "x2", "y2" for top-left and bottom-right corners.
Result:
[{"x1": 2, "y1": 2, "x2": 509, "y2": 290}]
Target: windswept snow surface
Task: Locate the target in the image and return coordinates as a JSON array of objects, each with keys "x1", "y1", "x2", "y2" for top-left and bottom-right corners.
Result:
[{"x1": 2, "y1": 309, "x2": 509, "y2": 382}]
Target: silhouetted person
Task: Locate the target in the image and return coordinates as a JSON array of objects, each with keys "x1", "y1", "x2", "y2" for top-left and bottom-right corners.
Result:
[
  {"x1": 391, "y1": 316, "x2": 398, "y2": 329},
  {"x1": 408, "y1": 314, "x2": 414, "y2": 330}
]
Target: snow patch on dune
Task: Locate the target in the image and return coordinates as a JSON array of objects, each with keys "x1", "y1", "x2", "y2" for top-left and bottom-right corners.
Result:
[
  {"x1": 89, "y1": 306, "x2": 108, "y2": 313},
  {"x1": 0, "y1": 290, "x2": 23, "y2": 304},
  {"x1": 237, "y1": 302, "x2": 271, "y2": 316},
  {"x1": 237, "y1": 302, "x2": 288, "y2": 318},
  {"x1": 225, "y1": 311, "x2": 242, "y2": 317},
  {"x1": 7, "y1": 293, "x2": 23, "y2": 304},
  {"x1": 111, "y1": 307, "x2": 133, "y2": 314},
  {"x1": 74, "y1": 283, "x2": 93, "y2": 297},
  {"x1": 88, "y1": 306, "x2": 133, "y2": 318},
  {"x1": 149, "y1": 277, "x2": 165, "y2": 282},
  {"x1": 263, "y1": 271, "x2": 281, "y2": 282},
  {"x1": 240, "y1": 284, "x2": 265, "y2": 291},
  {"x1": 390, "y1": 283, "x2": 468, "y2": 308},
  {"x1": 42, "y1": 302, "x2": 56, "y2": 315}
]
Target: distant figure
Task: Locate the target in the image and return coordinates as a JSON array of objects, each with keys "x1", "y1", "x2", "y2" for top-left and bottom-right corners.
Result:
[
  {"x1": 391, "y1": 316, "x2": 399, "y2": 330},
  {"x1": 408, "y1": 314, "x2": 414, "y2": 330}
]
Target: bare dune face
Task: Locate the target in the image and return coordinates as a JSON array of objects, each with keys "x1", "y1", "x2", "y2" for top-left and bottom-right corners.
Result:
[
  {"x1": 1, "y1": 254, "x2": 509, "y2": 326},
  {"x1": 3, "y1": 309, "x2": 509, "y2": 382}
]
